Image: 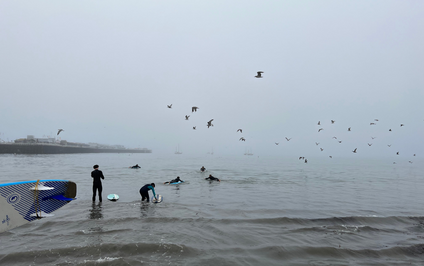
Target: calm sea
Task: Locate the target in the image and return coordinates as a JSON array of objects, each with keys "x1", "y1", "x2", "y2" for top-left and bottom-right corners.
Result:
[{"x1": 0, "y1": 153, "x2": 423, "y2": 265}]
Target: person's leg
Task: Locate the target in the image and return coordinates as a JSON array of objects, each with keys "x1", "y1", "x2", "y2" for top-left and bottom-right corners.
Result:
[
  {"x1": 98, "y1": 186, "x2": 103, "y2": 202},
  {"x1": 92, "y1": 186, "x2": 97, "y2": 201}
]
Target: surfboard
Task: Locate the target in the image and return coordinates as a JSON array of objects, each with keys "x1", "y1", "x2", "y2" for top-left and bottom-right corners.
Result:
[
  {"x1": 170, "y1": 181, "x2": 184, "y2": 185},
  {"x1": 107, "y1": 194, "x2": 119, "y2": 201},
  {"x1": 0, "y1": 180, "x2": 77, "y2": 233},
  {"x1": 152, "y1": 194, "x2": 163, "y2": 203}
]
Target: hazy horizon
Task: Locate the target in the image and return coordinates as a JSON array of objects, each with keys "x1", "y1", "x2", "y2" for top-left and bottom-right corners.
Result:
[{"x1": 1, "y1": 1, "x2": 423, "y2": 159}]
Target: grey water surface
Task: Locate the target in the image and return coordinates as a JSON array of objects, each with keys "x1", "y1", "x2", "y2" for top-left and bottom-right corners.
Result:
[{"x1": 0, "y1": 153, "x2": 423, "y2": 265}]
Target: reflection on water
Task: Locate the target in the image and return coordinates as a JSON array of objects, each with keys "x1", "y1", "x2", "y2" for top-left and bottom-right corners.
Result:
[{"x1": 89, "y1": 202, "x2": 103, "y2": 220}]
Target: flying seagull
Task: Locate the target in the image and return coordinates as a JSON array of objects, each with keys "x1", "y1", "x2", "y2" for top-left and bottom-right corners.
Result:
[
  {"x1": 370, "y1": 123, "x2": 376, "y2": 125},
  {"x1": 207, "y1": 119, "x2": 214, "y2": 128},
  {"x1": 320, "y1": 148, "x2": 324, "y2": 151},
  {"x1": 57, "y1": 129, "x2": 64, "y2": 135},
  {"x1": 285, "y1": 137, "x2": 291, "y2": 141},
  {"x1": 192, "y1": 106, "x2": 199, "y2": 112},
  {"x1": 237, "y1": 129, "x2": 242, "y2": 133},
  {"x1": 239, "y1": 137, "x2": 246, "y2": 141},
  {"x1": 317, "y1": 121, "x2": 321, "y2": 125},
  {"x1": 255, "y1": 71, "x2": 264, "y2": 78},
  {"x1": 368, "y1": 143, "x2": 373, "y2": 146},
  {"x1": 167, "y1": 104, "x2": 172, "y2": 108},
  {"x1": 331, "y1": 120, "x2": 335, "y2": 124},
  {"x1": 348, "y1": 127, "x2": 351, "y2": 131},
  {"x1": 318, "y1": 128, "x2": 324, "y2": 132},
  {"x1": 193, "y1": 126, "x2": 196, "y2": 130},
  {"x1": 400, "y1": 124, "x2": 404, "y2": 127},
  {"x1": 352, "y1": 148, "x2": 357, "y2": 153},
  {"x1": 315, "y1": 142, "x2": 320, "y2": 145},
  {"x1": 275, "y1": 142, "x2": 279, "y2": 145},
  {"x1": 185, "y1": 115, "x2": 190, "y2": 120}
]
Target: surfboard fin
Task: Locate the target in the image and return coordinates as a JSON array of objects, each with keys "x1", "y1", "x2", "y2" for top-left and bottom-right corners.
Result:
[
  {"x1": 30, "y1": 212, "x2": 54, "y2": 218},
  {"x1": 30, "y1": 184, "x2": 54, "y2": 191}
]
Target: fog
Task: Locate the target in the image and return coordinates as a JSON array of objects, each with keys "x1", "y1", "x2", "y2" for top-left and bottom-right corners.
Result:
[{"x1": 1, "y1": 1, "x2": 423, "y2": 158}]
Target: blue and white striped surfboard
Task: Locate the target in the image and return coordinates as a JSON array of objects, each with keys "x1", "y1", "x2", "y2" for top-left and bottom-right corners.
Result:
[{"x1": 0, "y1": 180, "x2": 77, "y2": 233}]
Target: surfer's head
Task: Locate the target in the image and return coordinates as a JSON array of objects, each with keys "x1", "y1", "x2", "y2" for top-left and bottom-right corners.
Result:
[
  {"x1": 151, "y1": 183, "x2": 155, "y2": 187},
  {"x1": 93, "y1": 164, "x2": 99, "y2": 169}
]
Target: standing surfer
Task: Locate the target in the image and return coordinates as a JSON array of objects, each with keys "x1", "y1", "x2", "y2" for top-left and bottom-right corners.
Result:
[
  {"x1": 91, "y1": 164, "x2": 105, "y2": 202},
  {"x1": 139, "y1": 183, "x2": 156, "y2": 202}
]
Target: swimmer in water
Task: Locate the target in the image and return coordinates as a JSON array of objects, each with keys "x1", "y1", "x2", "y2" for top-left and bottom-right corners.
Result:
[
  {"x1": 205, "y1": 174, "x2": 220, "y2": 182},
  {"x1": 200, "y1": 166, "x2": 206, "y2": 172},
  {"x1": 164, "y1": 176, "x2": 183, "y2": 184}
]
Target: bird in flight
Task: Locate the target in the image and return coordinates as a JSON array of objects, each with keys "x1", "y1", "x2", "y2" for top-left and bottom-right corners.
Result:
[
  {"x1": 239, "y1": 137, "x2": 246, "y2": 141},
  {"x1": 275, "y1": 142, "x2": 279, "y2": 145},
  {"x1": 396, "y1": 152, "x2": 399, "y2": 155},
  {"x1": 370, "y1": 123, "x2": 376, "y2": 125},
  {"x1": 315, "y1": 142, "x2": 320, "y2": 145},
  {"x1": 332, "y1": 137, "x2": 337, "y2": 139},
  {"x1": 348, "y1": 127, "x2": 351, "y2": 131},
  {"x1": 389, "y1": 129, "x2": 392, "y2": 131},
  {"x1": 237, "y1": 129, "x2": 242, "y2": 133},
  {"x1": 320, "y1": 148, "x2": 324, "y2": 151},
  {"x1": 192, "y1": 106, "x2": 199, "y2": 112},
  {"x1": 368, "y1": 143, "x2": 373, "y2": 146},
  {"x1": 352, "y1": 148, "x2": 357, "y2": 153},
  {"x1": 329, "y1": 156, "x2": 332, "y2": 158},
  {"x1": 255, "y1": 71, "x2": 264, "y2": 78},
  {"x1": 387, "y1": 144, "x2": 391, "y2": 147},
  {"x1": 318, "y1": 128, "x2": 324, "y2": 132},
  {"x1": 371, "y1": 136, "x2": 376, "y2": 139},
  {"x1": 57, "y1": 129, "x2": 64, "y2": 135},
  {"x1": 331, "y1": 120, "x2": 335, "y2": 124},
  {"x1": 167, "y1": 104, "x2": 172, "y2": 108},
  {"x1": 285, "y1": 137, "x2": 291, "y2": 141},
  {"x1": 193, "y1": 126, "x2": 196, "y2": 130},
  {"x1": 317, "y1": 121, "x2": 321, "y2": 125},
  {"x1": 400, "y1": 124, "x2": 404, "y2": 127},
  {"x1": 185, "y1": 115, "x2": 190, "y2": 120},
  {"x1": 375, "y1": 119, "x2": 379, "y2": 121},
  {"x1": 207, "y1": 119, "x2": 214, "y2": 128},
  {"x1": 304, "y1": 159, "x2": 308, "y2": 163},
  {"x1": 338, "y1": 140, "x2": 342, "y2": 143}
]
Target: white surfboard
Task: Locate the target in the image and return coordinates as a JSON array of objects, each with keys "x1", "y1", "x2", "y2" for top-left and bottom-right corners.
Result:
[
  {"x1": 0, "y1": 180, "x2": 77, "y2": 233},
  {"x1": 152, "y1": 194, "x2": 163, "y2": 203},
  {"x1": 107, "y1": 194, "x2": 119, "y2": 201}
]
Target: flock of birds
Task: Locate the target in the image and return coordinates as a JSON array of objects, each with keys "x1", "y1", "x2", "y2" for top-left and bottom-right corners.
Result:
[
  {"x1": 163, "y1": 71, "x2": 419, "y2": 165},
  {"x1": 294, "y1": 119, "x2": 417, "y2": 165}
]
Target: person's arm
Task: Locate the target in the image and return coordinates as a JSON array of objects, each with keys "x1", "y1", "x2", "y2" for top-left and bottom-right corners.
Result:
[
  {"x1": 151, "y1": 187, "x2": 156, "y2": 197},
  {"x1": 101, "y1": 171, "x2": 104, "y2": 180}
]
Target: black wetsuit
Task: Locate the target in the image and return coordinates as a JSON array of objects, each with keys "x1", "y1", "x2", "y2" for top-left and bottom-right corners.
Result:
[
  {"x1": 91, "y1": 169, "x2": 105, "y2": 202},
  {"x1": 205, "y1": 175, "x2": 219, "y2": 181},
  {"x1": 139, "y1": 184, "x2": 156, "y2": 202}
]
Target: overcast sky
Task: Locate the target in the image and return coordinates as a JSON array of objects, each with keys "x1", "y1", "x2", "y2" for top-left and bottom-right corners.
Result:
[{"x1": 0, "y1": 1, "x2": 423, "y2": 158}]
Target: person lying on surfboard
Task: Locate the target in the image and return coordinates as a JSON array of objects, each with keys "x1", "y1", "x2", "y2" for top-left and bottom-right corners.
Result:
[
  {"x1": 130, "y1": 164, "x2": 141, "y2": 169},
  {"x1": 205, "y1": 174, "x2": 220, "y2": 182},
  {"x1": 164, "y1": 176, "x2": 183, "y2": 184},
  {"x1": 139, "y1": 183, "x2": 156, "y2": 202}
]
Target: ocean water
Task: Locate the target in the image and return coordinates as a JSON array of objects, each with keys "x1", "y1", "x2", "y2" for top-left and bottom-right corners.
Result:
[{"x1": 0, "y1": 153, "x2": 423, "y2": 265}]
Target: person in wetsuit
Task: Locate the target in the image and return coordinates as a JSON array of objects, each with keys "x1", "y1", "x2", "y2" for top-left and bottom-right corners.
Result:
[
  {"x1": 130, "y1": 164, "x2": 141, "y2": 169},
  {"x1": 200, "y1": 166, "x2": 206, "y2": 172},
  {"x1": 205, "y1": 174, "x2": 220, "y2": 182},
  {"x1": 164, "y1": 176, "x2": 183, "y2": 184},
  {"x1": 139, "y1": 183, "x2": 156, "y2": 202},
  {"x1": 91, "y1": 164, "x2": 105, "y2": 202}
]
